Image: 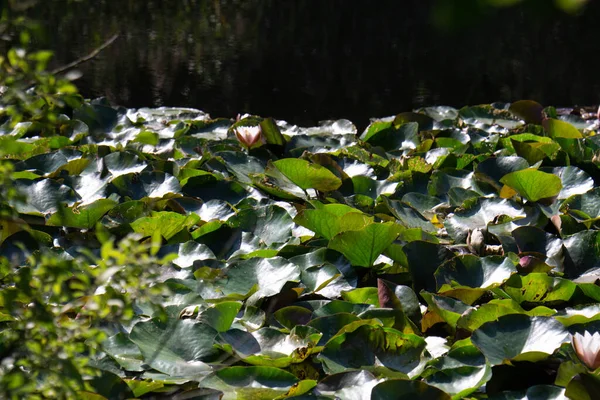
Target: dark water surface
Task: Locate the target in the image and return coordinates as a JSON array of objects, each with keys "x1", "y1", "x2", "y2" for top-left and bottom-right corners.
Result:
[{"x1": 32, "y1": 0, "x2": 600, "y2": 127}]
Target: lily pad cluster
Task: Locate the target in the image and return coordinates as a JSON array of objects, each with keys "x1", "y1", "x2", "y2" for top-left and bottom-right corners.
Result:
[{"x1": 4, "y1": 98, "x2": 600, "y2": 398}]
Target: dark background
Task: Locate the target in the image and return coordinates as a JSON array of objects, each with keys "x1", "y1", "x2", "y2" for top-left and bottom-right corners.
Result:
[{"x1": 26, "y1": 0, "x2": 600, "y2": 127}]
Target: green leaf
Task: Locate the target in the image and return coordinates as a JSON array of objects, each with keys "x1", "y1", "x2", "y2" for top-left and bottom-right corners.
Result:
[
  {"x1": 404, "y1": 241, "x2": 454, "y2": 292},
  {"x1": 371, "y1": 379, "x2": 451, "y2": 400},
  {"x1": 565, "y1": 372, "x2": 600, "y2": 400},
  {"x1": 315, "y1": 370, "x2": 381, "y2": 399},
  {"x1": 102, "y1": 333, "x2": 145, "y2": 372},
  {"x1": 260, "y1": 117, "x2": 286, "y2": 146},
  {"x1": 319, "y1": 324, "x2": 426, "y2": 375},
  {"x1": 294, "y1": 203, "x2": 372, "y2": 240},
  {"x1": 362, "y1": 121, "x2": 420, "y2": 153},
  {"x1": 208, "y1": 257, "x2": 300, "y2": 302},
  {"x1": 130, "y1": 211, "x2": 200, "y2": 240},
  {"x1": 435, "y1": 255, "x2": 517, "y2": 290},
  {"x1": 110, "y1": 171, "x2": 182, "y2": 200},
  {"x1": 129, "y1": 319, "x2": 218, "y2": 378},
  {"x1": 124, "y1": 379, "x2": 164, "y2": 397},
  {"x1": 272, "y1": 158, "x2": 342, "y2": 192},
  {"x1": 503, "y1": 273, "x2": 576, "y2": 305},
  {"x1": 544, "y1": 118, "x2": 583, "y2": 139},
  {"x1": 444, "y1": 198, "x2": 526, "y2": 242},
  {"x1": 11, "y1": 178, "x2": 80, "y2": 215},
  {"x1": 421, "y1": 292, "x2": 474, "y2": 329},
  {"x1": 201, "y1": 366, "x2": 299, "y2": 400},
  {"x1": 307, "y1": 313, "x2": 362, "y2": 345},
  {"x1": 549, "y1": 166, "x2": 594, "y2": 200},
  {"x1": 471, "y1": 315, "x2": 569, "y2": 365},
  {"x1": 488, "y1": 385, "x2": 567, "y2": 400},
  {"x1": 509, "y1": 100, "x2": 544, "y2": 124},
  {"x1": 457, "y1": 299, "x2": 555, "y2": 332},
  {"x1": 328, "y1": 222, "x2": 403, "y2": 267},
  {"x1": 425, "y1": 341, "x2": 491, "y2": 397},
  {"x1": 341, "y1": 287, "x2": 379, "y2": 306},
  {"x1": 500, "y1": 168, "x2": 562, "y2": 202},
  {"x1": 274, "y1": 306, "x2": 313, "y2": 330},
  {"x1": 103, "y1": 151, "x2": 148, "y2": 177},
  {"x1": 198, "y1": 302, "x2": 243, "y2": 332},
  {"x1": 382, "y1": 197, "x2": 437, "y2": 233},
  {"x1": 47, "y1": 199, "x2": 117, "y2": 229}
]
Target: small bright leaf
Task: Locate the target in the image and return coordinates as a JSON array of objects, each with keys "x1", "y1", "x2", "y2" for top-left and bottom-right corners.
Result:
[
  {"x1": 544, "y1": 118, "x2": 583, "y2": 139},
  {"x1": 272, "y1": 158, "x2": 342, "y2": 192},
  {"x1": 328, "y1": 222, "x2": 403, "y2": 267},
  {"x1": 500, "y1": 168, "x2": 562, "y2": 202}
]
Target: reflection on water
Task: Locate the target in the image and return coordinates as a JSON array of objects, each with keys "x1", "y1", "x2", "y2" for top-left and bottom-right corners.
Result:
[{"x1": 29, "y1": 0, "x2": 600, "y2": 127}]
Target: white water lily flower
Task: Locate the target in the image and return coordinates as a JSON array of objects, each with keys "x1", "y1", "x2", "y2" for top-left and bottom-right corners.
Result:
[
  {"x1": 234, "y1": 125, "x2": 262, "y2": 149},
  {"x1": 572, "y1": 331, "x2": 600, "y2": 370}
]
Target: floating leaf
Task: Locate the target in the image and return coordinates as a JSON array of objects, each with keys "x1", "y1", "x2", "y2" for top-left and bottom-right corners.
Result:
[
  {"x1": 544, "y1": 118, "x2": 583, "y2": 139},
  {"x1": 319, "y1": 324, "x2": 426, "y2": 375},
  {"x1": 471, "y1": 315, "x2": 569, "y2": 365},
  {"x1": 328, "y1": 222, "x2": 403, "y2": 267},
  {"x1": 272, "y1": 158, "x2": 342, "y2": 192},
  {"x1": 129, "y1": 319, "x2": 218, "y2": 378},
  {"x1": 295, "y1": 203, "x2": 372, "y2": 240},
  {"x1": 371, "y1": 379, "x2": 451, "y2": 400},
  {"x1": 509, "y1": 100, "x2": 544, "y2": 124},
  {"x1": 130, "y1": 212, "x2": 200, "y2": 240},
  {"x1": 47, "y1": 199, "x2": 117, "y2": 229},
  {"x1": 435, "y1": 255, "x2": 517, "y2": 290},
  {"x1": 500, "y1": 169, "x2": 562, "y2": 202}
]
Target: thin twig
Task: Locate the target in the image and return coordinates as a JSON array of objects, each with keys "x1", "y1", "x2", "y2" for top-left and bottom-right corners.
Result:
[{"x1": 50, "y1": 33, "x2": 119, "y2": 75}]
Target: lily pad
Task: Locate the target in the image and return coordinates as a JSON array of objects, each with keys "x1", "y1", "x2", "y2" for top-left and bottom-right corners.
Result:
[
  {"x1": 328, "y1": 222, "x2": 403, "y2": 267},
  {"x1": 371, "y1": 379, "x2": 451, "y2": 400},
  {"x1": 471, "y1": 315, "x2": 569, "y2": 365},
  {"x1": 129, "y1": 319, "x2": 218, "y2": 378},
  {"x1": 500, "y1": 169, "x2": 562, "y2": 202},
  {"x1": 272, "y1": 158, "x2": 342, "y2": 192}
]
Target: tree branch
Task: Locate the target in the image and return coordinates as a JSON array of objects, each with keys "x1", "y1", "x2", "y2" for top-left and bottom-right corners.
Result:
[{"x1": 50, "y1": 33, "x2": 119, "y2": 76}]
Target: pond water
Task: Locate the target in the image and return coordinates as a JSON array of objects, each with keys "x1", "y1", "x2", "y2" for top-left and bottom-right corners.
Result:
[{"x1": 32, "y1": 0, "x2": 600, "y2": 127}]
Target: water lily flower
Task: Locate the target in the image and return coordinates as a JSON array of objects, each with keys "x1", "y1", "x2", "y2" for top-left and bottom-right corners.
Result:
[
  {"x1": 572, "y1": 331, "x2": 600, "y2": 370},
  {"x1": 234, "y1": 125, "x2": 262, "y2": 149}
]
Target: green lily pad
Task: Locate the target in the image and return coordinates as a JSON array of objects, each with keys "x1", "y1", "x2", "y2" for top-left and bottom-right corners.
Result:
[
  {"x1": 130, "y1": 211, "x2": 200, "y2": 240},
  {"x1": 315, "y1": 370, "x2": 381, "y2": 400},
  {"x1": 200, "y1": 366, "x2": 300, "y2": 400},
  {"x1": 11, "y1": 178, "x2": 80, "y2": 215},
  {"x1": 547, "y1": 166, "x2": 594, "y2": 200},
  {"x1": 421, "y1": 292, "x2": 474, "y2": 329},
  {"x1": 129, "y1": 319, "x2": 218, "y2": 378},
  {"x1": 471, "y1": 315, "x2": 569, "y2": 365},
  {"x1": 102, "y1": 333, "x2": 145, "y2": 372},
  {"x1": 543, "y1": 118, "x2": 583, "y2": 139},
  {"x1": 103, "y1": 151, "x2": 148, "y2": 177},
  {"x1": 425, "y1": 340, "x2": 492, "y2": 397},
  {"x1": 371, "y1": 379, "x2": 451, "y2": 400},
  {"x1": 445, "y1": 198, "x2": 526, "y2": 242},
  {"x1": 272, "y1": 158, "x2": 342, "y2": 192},
  {"x1": 503, "y1": 273, "x2": 576, "y2": 305},
  {"x1": 110, "y1": 171, "x2": 182, "y2": 199},
  {"x1": 294, "y1": 203, "x2": 372, "y2": 240},
  {"x1": 435, "y1": 255, "x2": 517, "y2": 290},
  {"x1": 47, "y1": 199, "x2": 117, "y2": 229},
  {"x1": 361, "y1": 121, "x2": 420, "y2": 154},
  {"x1": 457, "y1": 299, "x2": 555, "y2": 332},
  {"x1": 319, "y1": 324, "x2": 426, "y2": 375},
  {"x1": 500, "y1": 168, "x2": 562, "y2": 202},
  {"x1": 328, "y1": 222, "x2": 403, "y2": 267},
  {"x1": 508, "y1": 100, "x2": 544, "y2": 124}
]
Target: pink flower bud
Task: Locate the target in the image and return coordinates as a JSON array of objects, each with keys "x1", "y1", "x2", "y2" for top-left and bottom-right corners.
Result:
[
  {"x1": 572, "y1": 331, "x2": 600, "y2": 370},
  {"x1": 234, "y1": 125, "x2": 262, "y2": 149}
]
